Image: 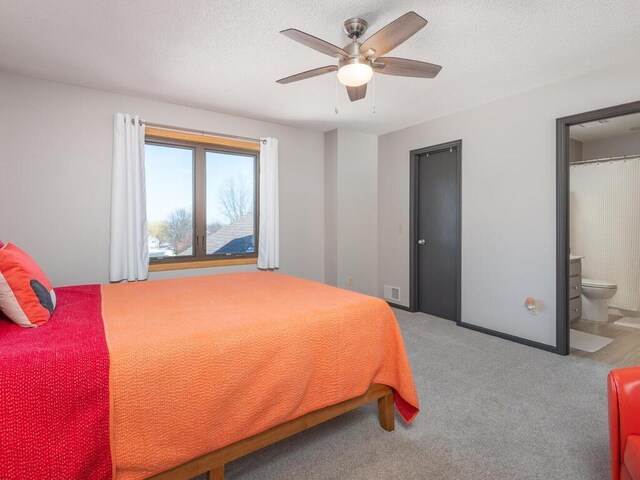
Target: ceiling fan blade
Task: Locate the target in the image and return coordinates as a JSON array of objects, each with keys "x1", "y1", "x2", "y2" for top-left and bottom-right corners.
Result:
[
  {"x1": 276, "y1": 65, "x2": 338, "y2": 84},
  {"x1": 280, "y1": 29, "x2": 348, "y2": 59},
  {"x1": 374, "y1": 57, "x2": 442, "y2": 78},
  {"x1": 359, "y1": 12, "x2": 427, "y2": 58},
  {"x1": 346, "y1": 84, "x2": 367, "y2": 102}
]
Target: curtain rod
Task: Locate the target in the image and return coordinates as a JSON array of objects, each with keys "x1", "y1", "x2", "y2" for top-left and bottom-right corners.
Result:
[
  {"x1": 131, "y1": 118, "x2": 266, "y2": 145},
  {"x1": 571, "y1": 154, "x2": 640, "y2": 166}
]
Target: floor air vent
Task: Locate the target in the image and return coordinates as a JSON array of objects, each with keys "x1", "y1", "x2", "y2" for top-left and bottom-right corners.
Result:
[{"x1": 384, "y1": 285, "x2": 401, "y2": 302}]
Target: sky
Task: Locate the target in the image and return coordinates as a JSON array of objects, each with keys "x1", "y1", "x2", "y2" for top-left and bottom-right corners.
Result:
[{"x1": 145, "y1": 144, "x2": 255, "y2": 225}]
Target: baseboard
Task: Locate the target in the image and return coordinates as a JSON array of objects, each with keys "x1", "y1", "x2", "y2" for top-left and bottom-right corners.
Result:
[
  {"x1": 387, "y1": 302, "x2": 415, "y2": 312},
  {"x1": 458, "y1": 321, "x2": 559, "y2": 354}
]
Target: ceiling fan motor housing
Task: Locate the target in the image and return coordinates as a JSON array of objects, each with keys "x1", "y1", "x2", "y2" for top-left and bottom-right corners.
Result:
[{"x1": 343, "y1": 17, "x2": 368, "y2": 39}]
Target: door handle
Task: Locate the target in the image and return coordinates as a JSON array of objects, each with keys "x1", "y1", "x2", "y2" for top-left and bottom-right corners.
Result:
[{"x1": 417, "y1": 239, "x2": 426, "y2": 245}]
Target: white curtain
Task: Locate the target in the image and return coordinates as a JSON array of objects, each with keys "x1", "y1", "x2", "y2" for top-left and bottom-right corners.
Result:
[
  {"x1": 570, "y1": 157, "x2": 640, "y2": 311},
  {"x1": 109, "y1": 113, "x2": 149, "y2": 282},
  {"x1": 258, "y1": 137, "x2": 279, "y2": 269}
]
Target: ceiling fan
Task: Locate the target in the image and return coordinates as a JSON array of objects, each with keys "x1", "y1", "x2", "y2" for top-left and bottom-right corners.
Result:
[{"x1": 276, "y1": 11, "x2": 442, "y2": 102}]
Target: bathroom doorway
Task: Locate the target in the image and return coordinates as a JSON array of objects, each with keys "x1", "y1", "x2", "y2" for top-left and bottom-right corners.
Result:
[{"x1": 557, "y1": 101, "x2": 640, "y2": 364}]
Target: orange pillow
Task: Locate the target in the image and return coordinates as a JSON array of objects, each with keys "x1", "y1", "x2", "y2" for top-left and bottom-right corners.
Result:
[{"x1": 0, "y1": 243, "x2": 56, "y2": 327}]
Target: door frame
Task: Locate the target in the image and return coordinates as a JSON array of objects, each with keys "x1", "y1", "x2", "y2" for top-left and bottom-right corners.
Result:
[
  {"x1": 409, "y1": 139, "x2": 462, "y2": 323},
  {"x1": 556, "y1": 100, "x2": 640, "y2": 355}
]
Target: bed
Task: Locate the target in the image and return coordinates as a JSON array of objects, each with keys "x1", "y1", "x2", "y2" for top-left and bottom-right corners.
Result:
[{"x1": 0, "y1": 272, "x2": 419, "y2": 480}]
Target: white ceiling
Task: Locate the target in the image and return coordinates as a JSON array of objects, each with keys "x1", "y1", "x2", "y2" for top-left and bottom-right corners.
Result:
[
  {"x1": 1, "y1": 0, "x2": 640, "y2": 134},
  {"x1": 570, "y1": 112, "x2": 640, "y2": 142}
]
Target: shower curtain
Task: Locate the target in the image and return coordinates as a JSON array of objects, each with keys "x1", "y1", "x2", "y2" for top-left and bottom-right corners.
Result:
[{"x1": 570, "y1": 157, "x2": 640, "y2": 312}]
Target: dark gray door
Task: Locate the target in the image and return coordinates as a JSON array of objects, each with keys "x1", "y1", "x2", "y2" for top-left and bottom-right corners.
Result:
[{"x1": 417, "y1": 148, "x2": 459, "y2": 320}]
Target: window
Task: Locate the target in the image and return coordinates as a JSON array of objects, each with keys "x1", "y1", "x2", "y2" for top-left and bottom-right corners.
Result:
[
  {"x1": 145, "y1": 129, "x2": 259, "y2": 270},
  {"x1": 146, "y1": 143, "x2": 195, "y2": 259}
]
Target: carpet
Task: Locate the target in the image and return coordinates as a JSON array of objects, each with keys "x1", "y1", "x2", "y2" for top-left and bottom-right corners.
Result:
[
  {"x1": 570, "y1": 329, "x2": 614, "y2": 353},
  {"x1": 614, "y1": 317, "x2": 640, "y2": 329},
  {"x1": 194, "y1": 309, "x2": 612, "y2": 480}
]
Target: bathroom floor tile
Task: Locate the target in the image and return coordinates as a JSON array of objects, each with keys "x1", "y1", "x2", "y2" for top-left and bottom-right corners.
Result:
[{"x1": 571, "y1": 317, "x2": 640, "y2": 367}]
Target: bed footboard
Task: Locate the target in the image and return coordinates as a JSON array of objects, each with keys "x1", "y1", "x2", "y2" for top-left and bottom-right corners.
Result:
[{"x1": 147, "y1": 384, "x2": 395, "y2": 480}]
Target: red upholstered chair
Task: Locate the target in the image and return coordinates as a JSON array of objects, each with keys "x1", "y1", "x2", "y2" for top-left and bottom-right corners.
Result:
[{"x1": 609, "y1": 367, "x2": 640, "y2": 480}]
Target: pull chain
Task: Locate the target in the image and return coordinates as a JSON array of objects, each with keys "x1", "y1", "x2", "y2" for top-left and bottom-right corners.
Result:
[
  {"x1": 334, "y1": 76, "x2": 339, "y2": 115},
  {"x1": 372, "y1": 74, "x2": 376, "y2": 114}
]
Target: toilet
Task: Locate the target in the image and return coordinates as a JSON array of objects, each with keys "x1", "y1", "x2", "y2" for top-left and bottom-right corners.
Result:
[{"x1": 581, "y1": 278, "x2": 617, "y2": 323}]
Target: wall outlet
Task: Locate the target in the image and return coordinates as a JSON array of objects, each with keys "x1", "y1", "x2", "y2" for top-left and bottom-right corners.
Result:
[
  {"x1": 384, "y1": 285, "x2": 401, "y2": 302},
  {"x1": 347, "y1": 277, "x2": 353, "y2": 287}
]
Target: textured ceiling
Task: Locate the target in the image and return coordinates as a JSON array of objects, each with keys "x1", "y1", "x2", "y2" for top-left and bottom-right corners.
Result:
[
  {"x1": 571, "y1": 112, "x2": 640, "y2": 142},
  {"x1": 1, "y1": 0, "x2": 640, "y2": 134}
]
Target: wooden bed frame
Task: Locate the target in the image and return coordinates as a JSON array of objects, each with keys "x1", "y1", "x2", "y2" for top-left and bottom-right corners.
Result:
[{"x1": 146, "y1": 384, "x2": 394, "y2": 480}]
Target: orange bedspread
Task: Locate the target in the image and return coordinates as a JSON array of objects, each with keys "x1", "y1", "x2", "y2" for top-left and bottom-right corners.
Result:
[{"x1": 101, "y1": 272, "x2": 419, "y2": 480}]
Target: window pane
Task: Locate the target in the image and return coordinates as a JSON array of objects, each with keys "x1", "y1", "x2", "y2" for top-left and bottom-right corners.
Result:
[
  {"x1": 205, "y1": 151, "x2": 255, "y2": 255},
  {"x1": 145, "y1": 144, "x2": 194, "y2": 259}
]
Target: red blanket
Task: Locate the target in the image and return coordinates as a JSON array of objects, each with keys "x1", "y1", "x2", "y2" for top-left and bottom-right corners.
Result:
[{"x1": 0, "y1": 285, "x2": 111, "y2": 480}]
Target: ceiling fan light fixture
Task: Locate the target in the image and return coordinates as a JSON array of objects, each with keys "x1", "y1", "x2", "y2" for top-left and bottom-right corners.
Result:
[
  {"x1": 277, "y1": 12, "x2": 438, "y2": 101},
  {"x1": 337, "y1": 60, "x2": 373, "y2": 87}
]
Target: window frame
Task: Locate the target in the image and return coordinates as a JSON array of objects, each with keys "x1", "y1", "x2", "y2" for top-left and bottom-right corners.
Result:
[{"x1": 145, "y1": 134, "x2": 260, "y2": 271}]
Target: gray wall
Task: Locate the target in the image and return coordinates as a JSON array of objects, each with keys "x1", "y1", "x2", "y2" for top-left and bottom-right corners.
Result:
[
  {"x1": 3, "y1": 58, "x2": 640, "y2": 349},
  {"x1": 0, "y1": 72, "x2": 325, "y2": 286},
  {"x1": 378, "y1": 60, "x2": 640, "y2": 348},
  {"x1": 324, "y1": 129, "x2": 378, "y2": 296},
  {"x1": 324, "y1": 130, "x2": 338, "y2": 286},
  {"x1": 583, "y1": 131, "x2": 640, "y2": 160}
]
